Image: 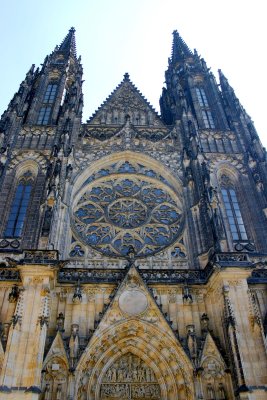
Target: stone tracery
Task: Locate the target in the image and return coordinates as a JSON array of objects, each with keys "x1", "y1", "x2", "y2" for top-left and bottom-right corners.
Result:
[{"x1": 72, "y1": 171, "x2": 183, "y2": 257}]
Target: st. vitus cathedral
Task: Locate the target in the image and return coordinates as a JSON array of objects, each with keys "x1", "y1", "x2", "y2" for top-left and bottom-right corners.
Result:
[{"x1": 0, "y1": 27, "x2": 267, "y2": 400}]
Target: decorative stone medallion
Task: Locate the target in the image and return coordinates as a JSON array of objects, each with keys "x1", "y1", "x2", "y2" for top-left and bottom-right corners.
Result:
[{"x1": 119, "y1": 289, "x2": 148, "y2": 316}]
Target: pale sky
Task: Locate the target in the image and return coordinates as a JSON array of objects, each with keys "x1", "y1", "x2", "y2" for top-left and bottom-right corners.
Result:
[{"x1": 1, "y1": 0, "x2": 266, "y2": 147}]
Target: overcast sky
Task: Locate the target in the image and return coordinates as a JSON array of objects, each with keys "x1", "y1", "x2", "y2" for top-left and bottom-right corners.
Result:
[{"x1": 1, "y1": 0, "x2": 266, "y2": 146}]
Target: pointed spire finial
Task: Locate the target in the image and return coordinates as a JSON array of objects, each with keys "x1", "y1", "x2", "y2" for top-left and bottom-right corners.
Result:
[
  {"x1": 58, "y1": 27, "x2": 77, "y2": 57},
  {"x1": 124, "y1": 72, "x2": 130, "y2": 81},
  {"x1": 171, "y1": 30, "x2": 193, "y2": 63}
]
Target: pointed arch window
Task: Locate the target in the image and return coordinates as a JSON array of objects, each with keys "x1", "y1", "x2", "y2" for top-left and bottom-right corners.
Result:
[
  {"x1": 196, "y1": 88, "x2": 209, "y2": 107},
  {"x1": 196, "y1": 87, "x2": 215, "y2": 129},
  {"x1": 43, "y1": 83, "x2": 58, "y2": 103},
  {"x1": 37, "y1": 82, "x2": 58, "y2": 125},
  {"x1": 220, "y1": 176, "x2": 248, "y2": 241},
  {"x1": 202, "y1": 110, "x2": 215, "y2": 129},
  {"x1": 4, "y1": 173, "x2": 33, "y2": 238},
  {"x1": 37, "y1": 106, "x2": 51, "y2": 125}
]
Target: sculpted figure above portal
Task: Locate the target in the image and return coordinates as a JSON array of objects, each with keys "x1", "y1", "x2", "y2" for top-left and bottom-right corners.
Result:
[{"x1": 100, "y1": 353, "x2": 161, "y2": 399}]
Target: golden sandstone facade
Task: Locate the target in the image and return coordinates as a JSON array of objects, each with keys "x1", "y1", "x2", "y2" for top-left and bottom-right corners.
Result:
[{"x1": 0, "y1": 29, "x2": 267, "y2": 399}]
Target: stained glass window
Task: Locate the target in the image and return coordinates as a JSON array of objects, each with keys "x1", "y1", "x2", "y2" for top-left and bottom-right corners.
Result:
[
  {"x1": 72, "y1": 175, "x2": 183, "y2": 258},
  {"x1": 4, "y1": 183, "x2": 32, "y2": 238}
]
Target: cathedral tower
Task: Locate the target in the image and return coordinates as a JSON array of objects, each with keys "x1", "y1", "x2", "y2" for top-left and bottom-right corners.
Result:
[{"x1": 0, "y1": 29, "x2": 266, "y2": 400}]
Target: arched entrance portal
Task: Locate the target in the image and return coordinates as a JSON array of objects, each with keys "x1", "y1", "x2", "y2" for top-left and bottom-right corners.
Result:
[
  {"x1": 76, "y1": 321, "x2": 195, "y2": 400},
  {"x1": 75, "y1": 267, "x2": 195, "y2": 400},
  {"x1": 99, "y1": 352, "x2": 161, "y2": 399}
]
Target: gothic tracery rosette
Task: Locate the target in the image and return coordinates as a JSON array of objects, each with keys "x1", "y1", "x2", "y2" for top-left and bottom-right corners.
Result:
[{"x1": 72, "y1": 171, "x2": 183, "y2": 258}]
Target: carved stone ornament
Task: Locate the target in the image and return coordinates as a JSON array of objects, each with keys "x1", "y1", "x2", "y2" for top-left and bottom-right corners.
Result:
[
  {"x1": 72, "y1": 172, "x2": 183, "y2": 258},
  {"x1": 100, "y1": 353, "x2": 161, "y2": 399}
]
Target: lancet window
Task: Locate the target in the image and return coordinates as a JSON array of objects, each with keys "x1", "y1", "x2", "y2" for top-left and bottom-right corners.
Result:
[
  {"x1": 220, "y1": 175, "x2": 248, "y2": 242},
  {"x1": 37, "y1": 82, "x2": 58, "y2": 125},
  {"x1": 43, "y1": 83, "x2": 58, "y2": 103},
  {"x1": 37, "y1": 106, "x2": 51, "y2": 125},
  {"x1": 196, "y1": 87, "x2": 215, "y2": 129},
  {"x1": 4, "y1": 172, "x2": 33, "y2": 238}
]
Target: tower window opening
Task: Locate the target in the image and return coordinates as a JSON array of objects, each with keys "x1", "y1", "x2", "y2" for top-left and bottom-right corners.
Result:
[
  {"x1": 4, "y1": 182, "x2": 32, "y2": 238},
  {"x1": 37, "y1": 106, "x2": 51, "y2": 125},
  {"x1": 202, "y1": 110, "x2": 215, "y2": 129},
  {"x1": 196, "y1": 88, "x2": 209, "y2": 107},
  {"x1": 43, "y1": 83, "x2": 58, "y2": 103},
  {"x1": 221, "y1": 188, "x2": 248, "y2": 241},
  {"x1": 196, "y1": 87, "x2": 215, "y2": 129}
]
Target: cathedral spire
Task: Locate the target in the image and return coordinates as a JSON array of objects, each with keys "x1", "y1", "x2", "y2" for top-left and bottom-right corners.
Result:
[
  {"x1": 171, "y1": 30, "x2": 193, "y2": 63},
  {"x1": 218, "y1": 69, "x2": 242, "y2": 116},
  {"x1": 58, "y1": 27, "x2": 77, "y2": 57},
  {"x1": 218, "y1": 69, "x2": 235, "y2": 96}
]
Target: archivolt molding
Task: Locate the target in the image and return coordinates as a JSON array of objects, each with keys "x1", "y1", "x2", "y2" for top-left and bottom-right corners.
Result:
[
  {"x1": 7, "y1": 150, "x2": 48, "y2": 173},
  {"x1": 76, "y1": 321, "x2": 194, "y2": 400},
  {"x1": 74, "y1": 136, "x2": 183, "y2": 183},
  {"x1": 207, "y1": 155, "x2": 247, "y2": 175},
  {"x1": 207, "y1": 161, "x2": 247, "y2": 191},
  {"x1": 71, "y1": 151, "x2": 183, "y2": 200}
]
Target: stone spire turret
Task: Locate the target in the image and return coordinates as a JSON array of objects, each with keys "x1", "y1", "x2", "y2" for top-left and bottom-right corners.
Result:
[
  {"x1": 58, "y1": 27, "x2": 77, "y2": 58},
  {"x1": 171, "y1": 30, "x2": 193, "y2": 64}
]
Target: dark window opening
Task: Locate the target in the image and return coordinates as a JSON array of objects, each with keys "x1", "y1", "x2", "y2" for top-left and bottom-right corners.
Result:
[
  {"x1": 221, "y1": 188, "x2": 248, "y2": 241},
  {"x1": 4, "y1": 183, "x2": 32, "y2": 238},
  {"x1": 202, "y1": 110, "x2": 215, "y2": 129},
  {"x1": 196, "y1": 87, "x2": 215, "y2": 129},
  {"x1": 43, "y1": 84, "x2": 58, "y2": 103},
  {"x1": 37, "y1": 106, "x2": 51, "y2": 125}
]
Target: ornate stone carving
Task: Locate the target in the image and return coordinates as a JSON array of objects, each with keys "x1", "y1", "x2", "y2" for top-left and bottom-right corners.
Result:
[
  {"x1": 23, "y1": 250, "x2": 58, "y2": 263},
  {"x1": 72, "y1": 174, "x2": 183, "y2": 258},
  {"x1": 100, "y1": 353, "x2": 160, "y2": 399}
]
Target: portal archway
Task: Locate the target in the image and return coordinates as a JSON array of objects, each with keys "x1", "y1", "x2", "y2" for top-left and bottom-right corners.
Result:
[{"x1": 75, "y1": 320, "x2": 195, "y2": 400}]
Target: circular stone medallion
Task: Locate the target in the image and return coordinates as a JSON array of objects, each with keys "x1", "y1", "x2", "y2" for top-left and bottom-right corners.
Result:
[{"x1": 119, "y1": 289, "x2": 148, "y2": 316}]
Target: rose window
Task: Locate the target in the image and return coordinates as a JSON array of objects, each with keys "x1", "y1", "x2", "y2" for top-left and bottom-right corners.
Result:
[
  {"x1": 108, "y1": 198, "x2": 147, "y2": 228},
  {"x1": 72, "y1": 172, "x2": 183, "y2": 258}
]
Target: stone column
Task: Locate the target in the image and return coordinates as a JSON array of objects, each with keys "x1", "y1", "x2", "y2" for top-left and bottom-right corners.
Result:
[{"x1": 0, "y1": 263, "x2": 56, "y2": 400}]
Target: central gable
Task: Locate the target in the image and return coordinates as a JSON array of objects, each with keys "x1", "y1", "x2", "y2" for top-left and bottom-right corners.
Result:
[{"x1": 87, "y1": 73, "x2": 165, "y2": 128}]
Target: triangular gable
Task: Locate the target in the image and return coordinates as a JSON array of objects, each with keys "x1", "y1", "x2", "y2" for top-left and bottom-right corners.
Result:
[
  {"x1": 93, "y1": 265, "x2": 178, "y2": 334},
  {"x1": 87, "y1": 73, "x2": 166, "y2": 128},
  {"x1": 43, "y1": 331, "x2": 69, "y2": 368},
  {"x1": 199, "y1": 332, "x2": 226, "y2": 369},
  {"x1": 80, "y1": 265, "x2": 191, "y2": 365},
  {"x1": 76, "y1": 265, "x2": 195, "y2": 399}
]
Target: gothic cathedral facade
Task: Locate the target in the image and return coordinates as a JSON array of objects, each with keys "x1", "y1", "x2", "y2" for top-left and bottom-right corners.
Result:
[{"x1": 0, "y1": 28, "x2": 267, "y2": 400}]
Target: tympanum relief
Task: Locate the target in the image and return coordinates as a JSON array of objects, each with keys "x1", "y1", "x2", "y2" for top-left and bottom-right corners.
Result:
[{"x1": 100, "y1": 353, "x2": 161, "y2": 399}]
